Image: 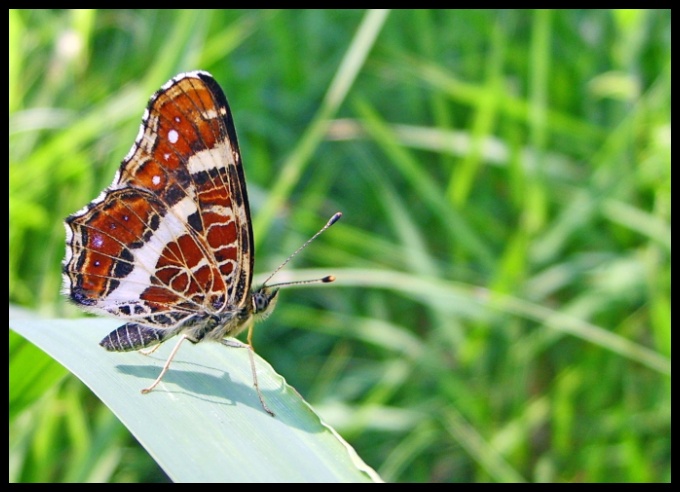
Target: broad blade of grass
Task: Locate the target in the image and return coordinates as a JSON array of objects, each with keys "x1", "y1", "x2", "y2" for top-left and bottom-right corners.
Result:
[{"x1": 10, "y1": 316, "x2": 381, "y2": 483}]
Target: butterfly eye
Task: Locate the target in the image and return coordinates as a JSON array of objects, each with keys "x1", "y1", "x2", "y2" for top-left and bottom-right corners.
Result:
[
  {"x1": 252, "y1": 291, "x2": 269, "y2": 313},
  {"x1": 251, "y1": 289, "x2": 279, "y2": 321}
]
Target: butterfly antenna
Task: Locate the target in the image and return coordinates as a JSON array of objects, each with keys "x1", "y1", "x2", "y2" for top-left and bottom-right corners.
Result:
[{"x1": 261, "y1": 212, "x2": 342, "y2": 289}]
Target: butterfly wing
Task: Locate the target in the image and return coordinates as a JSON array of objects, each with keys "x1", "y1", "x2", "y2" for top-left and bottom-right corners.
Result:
[{"x1": 63, "y1": 72, "x2": 253, "y2": 336}]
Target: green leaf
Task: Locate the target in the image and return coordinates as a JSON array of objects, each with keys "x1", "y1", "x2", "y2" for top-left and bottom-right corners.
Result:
[{"x1": 10, "y1": 316, "x2": 382, "y2": 483}]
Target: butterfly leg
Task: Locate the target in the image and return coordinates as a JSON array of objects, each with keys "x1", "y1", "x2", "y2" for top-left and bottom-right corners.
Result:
[
  {"x1": 141, "y1": 334, "x2": 189, "y2": 394},
  {"x1": 139, "y1": 344, "x2": 162, "y2": 356},
  {"x1": 220, "y1": 338, "x2": 275, "y2": 417}
]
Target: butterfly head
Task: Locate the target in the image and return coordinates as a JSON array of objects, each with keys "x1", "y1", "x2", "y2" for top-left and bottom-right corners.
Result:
[{"x1": 251, "y1": 286, "x2": 280, "y2": 321}]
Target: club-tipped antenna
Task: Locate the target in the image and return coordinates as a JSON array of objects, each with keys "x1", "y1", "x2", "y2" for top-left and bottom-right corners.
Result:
[{"x1": 261, "y1": 212, "x2": 342, "y2": 289}]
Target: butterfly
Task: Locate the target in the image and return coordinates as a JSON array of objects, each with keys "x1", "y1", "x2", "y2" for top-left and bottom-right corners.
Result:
[{"x1": 62, "y1": 71, "x2": 340, "y2": 416}]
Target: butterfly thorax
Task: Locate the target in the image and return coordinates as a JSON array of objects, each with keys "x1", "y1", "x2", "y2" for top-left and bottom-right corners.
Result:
[{"x1": 186, "y1": 285, "x2": 280, "y2": 341}]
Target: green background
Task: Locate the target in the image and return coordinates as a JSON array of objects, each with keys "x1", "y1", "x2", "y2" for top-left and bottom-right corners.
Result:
[{"x1": 9, "y1": 9, "x2": 671, "y2": 482}]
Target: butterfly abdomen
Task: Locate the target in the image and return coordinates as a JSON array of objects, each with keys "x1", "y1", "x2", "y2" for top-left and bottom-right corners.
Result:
[{"x1": 100, "y1": 323, "x2": 172, "y2": 352}]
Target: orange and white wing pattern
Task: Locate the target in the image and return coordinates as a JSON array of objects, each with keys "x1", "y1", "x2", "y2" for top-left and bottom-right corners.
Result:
[{"x1": 63, "y1": 71, "x2": 254, "y2": 350}]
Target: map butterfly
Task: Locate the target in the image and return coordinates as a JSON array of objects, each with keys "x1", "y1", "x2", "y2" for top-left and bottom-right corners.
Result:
[{"x1": 63, "y1": 71, "x2": 341, "y2": 416}]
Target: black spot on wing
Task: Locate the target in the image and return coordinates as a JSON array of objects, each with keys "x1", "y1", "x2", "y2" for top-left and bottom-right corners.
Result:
[
  {"x1": 228, "y1": 164, "x2": 244, "y2": 208},
  {"x1": 240, "y1": 223, "x2": 250, "y2": 256},
  {"x1": 70, "y1": 287, "x2": 96, "y2": 306},
  {"x1": 164, "y1": 184, "x2": 184, "y2": 206},
  {"x1": 149, "y1": 213, "x2": 160, "y2": 231},
  {"x1": 113, "y1": 257, "x2": 134, "y2": 278},
  {"x1": 187, "y1": 210, "x2": 203, "y2": 232}
]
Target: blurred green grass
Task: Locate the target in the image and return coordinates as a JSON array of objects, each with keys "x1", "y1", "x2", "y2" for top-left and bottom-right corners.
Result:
[{"x1": 9, "y1": 9, "x2": 670, "y2": 483}]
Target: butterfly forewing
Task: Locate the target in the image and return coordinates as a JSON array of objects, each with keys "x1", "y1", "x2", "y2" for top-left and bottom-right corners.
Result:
[{"x1": 63, "y1": 72, "x2": 253, "y2": 332}]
